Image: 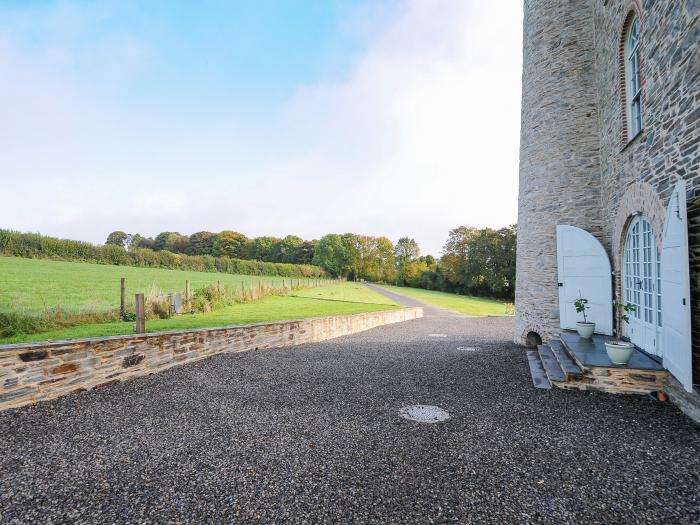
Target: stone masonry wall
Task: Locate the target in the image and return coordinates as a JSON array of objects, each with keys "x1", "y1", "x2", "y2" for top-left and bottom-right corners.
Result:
[
  {"x1": 0, "y1": 307, "x2": 423, "y2": 411},
  {"x1": 515, "y1": 0, "x2": 603, "y2": 344},
  {"x1": 593, "y1": 0, "x2": 699, "y2": 381}
]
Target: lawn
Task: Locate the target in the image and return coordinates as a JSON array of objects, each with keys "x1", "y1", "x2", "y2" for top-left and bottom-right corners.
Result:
[
  {"x1": 379, "y1": 285, "x2": 510, "y2": 316},
  {"x1": 0, "y1": 283, "x2": 399, "y2": 345},
  {"x1": 0, "y1": 256, "x2": 323, "y2": 315}
]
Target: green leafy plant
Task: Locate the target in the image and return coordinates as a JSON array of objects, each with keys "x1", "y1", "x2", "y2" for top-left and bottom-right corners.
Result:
[
  {"x1": 613, "y1": 301, "x2": 636, "y2": 337},
  {"x1": 574, "y1": 291, "x2": 590, "y2": 323}
]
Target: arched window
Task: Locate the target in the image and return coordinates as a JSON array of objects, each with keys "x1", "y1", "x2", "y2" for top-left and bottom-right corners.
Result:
[{"x1": 624, "y1": 15, "x2": 642, "y2": 138}]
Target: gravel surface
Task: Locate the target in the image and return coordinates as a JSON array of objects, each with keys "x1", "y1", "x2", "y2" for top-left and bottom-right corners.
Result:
[{"x1": 1, "y1": 287, "x2": 698, "y2": 524}]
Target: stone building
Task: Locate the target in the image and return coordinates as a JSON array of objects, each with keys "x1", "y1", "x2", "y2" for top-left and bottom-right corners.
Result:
[{"x1": 515, "y1": 0, "x2": 699, "y2": 392}]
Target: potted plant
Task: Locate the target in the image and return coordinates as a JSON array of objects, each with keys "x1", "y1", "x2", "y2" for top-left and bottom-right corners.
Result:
[
  {"x1": 604, "y1": 301, "x2": 636, "y2": 365},
  {"x1": 574, "y1": 292, "x2": 595, "y2": 338}
]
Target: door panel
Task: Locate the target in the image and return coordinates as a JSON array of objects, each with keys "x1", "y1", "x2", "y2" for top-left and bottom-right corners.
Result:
[
  {"x1": 661, "y1": 181, "x2": 693, "y2": 391},
  {"x1": 556, "y1": 225, "x2": 613, "y2": 335}
]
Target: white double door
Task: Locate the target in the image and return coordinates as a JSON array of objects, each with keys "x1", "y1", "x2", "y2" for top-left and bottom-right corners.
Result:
[
  {"x1": 623, "y1": 215, "x2": 662, "y2": 356},
  {"x1": 556, "y1": 180, "x2": 692, "y2": 391}
]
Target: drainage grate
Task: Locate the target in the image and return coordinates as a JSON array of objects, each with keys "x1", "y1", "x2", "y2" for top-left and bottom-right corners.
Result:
[{"x1": 399, "y1": 405, "x2": 450, "y2": 423}]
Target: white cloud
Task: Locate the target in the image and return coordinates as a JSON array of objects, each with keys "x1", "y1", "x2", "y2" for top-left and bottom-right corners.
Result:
[{"x1": 0, "y1": 0, "x2": 522, "y2": 256}]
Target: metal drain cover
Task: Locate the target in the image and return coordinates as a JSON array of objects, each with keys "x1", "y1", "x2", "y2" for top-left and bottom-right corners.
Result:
[{"x1": 399, "y1": 405, "x2": 450, "y2": 423}]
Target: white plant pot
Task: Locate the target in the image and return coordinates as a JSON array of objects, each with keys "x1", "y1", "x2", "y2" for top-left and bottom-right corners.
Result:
[
  {"x1": 605, "y1": 341, "x2": 635, "y2": 365},
  {"x1": 575, "y1": 321, "x2": 595, "y2": 339}
]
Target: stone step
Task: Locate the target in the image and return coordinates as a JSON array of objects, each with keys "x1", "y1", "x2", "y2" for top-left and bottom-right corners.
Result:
[
  {"x1": 550, "y1": 339, "x2": 584, "y2": 378},
  {"x1": 538, "y1": 344, "x2": 567, "y2": 382},
  {"x1": 559, "y1": 333, "x2": 587, "y2": 371},
  {"x1": 526, "y1": 350, "x2": 552, "y2": 389}
]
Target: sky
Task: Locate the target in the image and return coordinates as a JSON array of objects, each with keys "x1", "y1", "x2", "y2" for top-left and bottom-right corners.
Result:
[{"x1": 0, "y1": 0, "x2": 523, "y2": 256}]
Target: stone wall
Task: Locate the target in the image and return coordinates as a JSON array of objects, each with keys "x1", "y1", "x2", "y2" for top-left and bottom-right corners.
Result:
[
  {"x1": 593, "y1": 0, "x2": 700, "y2": 381},
  {"x1": 0, "y1": 308, "x2": 423, "y2": 411},
  {"x1": 515, "y1": 0, "x2": 603, "y2": 344}
]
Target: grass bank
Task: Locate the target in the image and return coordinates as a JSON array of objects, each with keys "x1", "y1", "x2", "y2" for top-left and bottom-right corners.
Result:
[
  {"x1": 0, "y1": 256, "x2": 325, "y2": 315},
  {"x1": 0, "y1": 283, "x2": 399, "y2": 345},
  {"x1": 378, "y1": 285, "x2": 511, "y2": 316}
]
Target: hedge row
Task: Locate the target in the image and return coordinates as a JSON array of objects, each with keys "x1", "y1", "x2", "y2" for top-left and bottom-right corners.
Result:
[{"x1": 0, "y1": 230, "x2": 327, "y2": 278}]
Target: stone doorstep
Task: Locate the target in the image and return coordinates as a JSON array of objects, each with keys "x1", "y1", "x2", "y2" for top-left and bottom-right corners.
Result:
[{"x1": 552, "y1": 334, "x2": 669, "y2": 395}]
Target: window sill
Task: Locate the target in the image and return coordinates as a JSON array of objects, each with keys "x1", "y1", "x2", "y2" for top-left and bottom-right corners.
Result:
[{"x1": 620, "y1": 128, "x2": 644, "y2": 153}]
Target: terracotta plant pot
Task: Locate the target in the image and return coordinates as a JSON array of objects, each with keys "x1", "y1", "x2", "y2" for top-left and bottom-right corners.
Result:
[
  {"x1": 575, "y1": 321, "x2": 595, "y2": 339},
  {"x1": 605, "y1": 341, "x2": 634, "y2": 365}
]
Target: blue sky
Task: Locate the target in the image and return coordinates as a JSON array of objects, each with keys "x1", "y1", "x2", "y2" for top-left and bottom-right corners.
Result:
[{"x1": 0, "y1": 0, "x2": 523, "y2": 255}]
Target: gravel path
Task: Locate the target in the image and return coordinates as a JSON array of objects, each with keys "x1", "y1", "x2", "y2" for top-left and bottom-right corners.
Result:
[{"x1": 1, "y1": 287, "x2": 698, "y2": 524}]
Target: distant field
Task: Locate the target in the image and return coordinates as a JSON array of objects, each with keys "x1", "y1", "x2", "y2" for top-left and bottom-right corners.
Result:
[
  {"x1": 379, "y1": 285, "x2": 510, "y2": 316},
  {"x1": 0, "y1": 256, "x2": 322, "y2": 315},
  {"x1": 293, "y1": 283, "x2": 397, "y2": 305},
  {"x1": 0, "y1": 283, "x2": 399, "y2": 344}
]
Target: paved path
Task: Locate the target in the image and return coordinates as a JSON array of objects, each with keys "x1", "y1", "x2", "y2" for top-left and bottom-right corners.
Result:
[{"x1": 1, "y1": 288, "x2": 699, "y2": 523}]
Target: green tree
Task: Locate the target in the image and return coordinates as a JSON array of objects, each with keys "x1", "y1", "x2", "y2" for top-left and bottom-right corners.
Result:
[
  {"x1": 153, "y1": 232, "x2": 189, "y2": 253},
  {"x1": 106, "y1": 231, "x2": 128, "y2": 248},
  {"x1": 187, "y1": 231, "x2": 216, "y2": 256},
  {"x1": 394, "y1": 237, "x2": 420, "y2": 284},
  {"x1": 213, "y1": 231, "x2": 249, "y2": 259},
  {"x1": 313, "y1": 234, "x2": 352, "y2": 277},
  {"x1": 249, "y1": 236, "x2": 281, "y2": 261},
  {"x1": 276, "y1": 235, "x2": 305, "y2": 263},
  {"x1": 129, "y1": 234, "x2": 155, "y2": 250}
]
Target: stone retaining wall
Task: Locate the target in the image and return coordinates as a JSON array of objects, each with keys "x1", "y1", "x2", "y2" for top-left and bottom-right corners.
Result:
[{"x1": 0, "y1": 307, "x2": 423, "y2": 411}]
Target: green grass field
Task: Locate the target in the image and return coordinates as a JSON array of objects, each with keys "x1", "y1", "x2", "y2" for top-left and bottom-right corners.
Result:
[
  {"x1": 0, "y1": 256, "x2": 322, "y2": 315},
  {"x1": 0, "y1": 282, "x2": 398, "y2": 344},
  {"x1": 379, "y1": 285, "x2": 510, "y2": 316}
]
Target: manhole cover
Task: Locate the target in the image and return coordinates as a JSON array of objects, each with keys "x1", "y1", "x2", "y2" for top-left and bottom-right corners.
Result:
[
  {"x1": 399, "y1": 405, "x2": 450, "y2": 423},
  {"x1": 457, "y1": 346, "x2": 479, "y2": 352}
]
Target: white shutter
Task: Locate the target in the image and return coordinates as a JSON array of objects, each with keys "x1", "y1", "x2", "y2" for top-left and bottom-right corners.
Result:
[
  {"x1": 556, "y1": 225, "x2": 613, "y2": 335},
  {"x1": 661, "y1": 181, "x2": 693, "y2": 392}
]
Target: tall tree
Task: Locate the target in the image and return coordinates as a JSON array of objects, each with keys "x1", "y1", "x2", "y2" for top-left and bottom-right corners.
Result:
[
  {"x1": 187, "y1": 231, "x2": 216, "y2": 255},
  {"x1": 153, "y1": 232, "x2": 189, "y2": 253},
  {"x1": 213, "y1": 231, "x2": 249, "y2": 259},
  {"x1": 249, "y1": 236, "x2": 281, "y2": 261},
  {"x1": 313, "y1": 234, "x2": 352, "y2": 277},
  {"x1": 105, "y1": 231, "x2": 129, "y2": 248}
]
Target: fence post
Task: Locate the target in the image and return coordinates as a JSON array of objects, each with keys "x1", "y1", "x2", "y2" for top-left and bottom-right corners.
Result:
[
  {"x1": 120, "y1": 277, "x2": 125, "y2": 316},
  {"x1": 216, "y1": 280, "x2": 221, "y2": 296},
  {"x1": 167, "y1": 293, "x2": 173, "y2": 318},
  {"x1": 135, "y1": 293, "x2": 145, "y2": 333},
  {"x1": 185, "y1": 280, "x2": 191, "y2": 304}
]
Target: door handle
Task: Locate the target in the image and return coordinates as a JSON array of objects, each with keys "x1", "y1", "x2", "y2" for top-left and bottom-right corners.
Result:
[{"x1": 558, "y1": 282, "x2": 563, "y2": 287}]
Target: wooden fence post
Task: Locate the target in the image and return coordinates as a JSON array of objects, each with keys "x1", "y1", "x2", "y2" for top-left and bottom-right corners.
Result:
[
  {"x1": 216, "y1": 280, "x2": 221, "y2": 296},
  {"x1": 135, "y1": 293, "x2": 145, "y2": 333},
  {"x1": 185, "y1": 280, "x2": 191, "y2": 304},
  {"x1": 120, "y1": 278, "x2": 126, "y2": 316},
  {"x1": 167, "y1": 293, "x2": 173, "y2": 318}
]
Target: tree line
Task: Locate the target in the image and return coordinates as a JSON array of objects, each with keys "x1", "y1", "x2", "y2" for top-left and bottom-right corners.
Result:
[{"x1": 107, "y1": 225, "x2": 516, "y2": 299}]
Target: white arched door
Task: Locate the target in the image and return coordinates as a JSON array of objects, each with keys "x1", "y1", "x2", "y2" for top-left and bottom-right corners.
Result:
[
  {"x1": 623, "y1": 215, "x2": 662, "y2": 356},
  {"x1": 556, "y1": 225, "x2": 613, "y2": 335},
  {"x1": 661, "y1": 181, "x2": 693, "y2": 392}
]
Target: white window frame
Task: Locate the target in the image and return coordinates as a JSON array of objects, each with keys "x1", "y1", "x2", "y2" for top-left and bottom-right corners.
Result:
[{"x1": 625, "y1": 16, "x2": 643, "y2": 139}]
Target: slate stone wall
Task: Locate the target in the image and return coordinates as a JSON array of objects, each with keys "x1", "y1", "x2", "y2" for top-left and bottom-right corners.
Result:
[
  {"x1": 515, "y1": 0, "x2": 603, "y2": 344},
  {"x1": 593, "y1": 0, "x2": 700, "y2": 381},
  {"x1": 0, "y1": 308, "x2": 423, "y2": 411},
  {"x1": 516, "y1": 0, "x2": 700, "y2": 386}
]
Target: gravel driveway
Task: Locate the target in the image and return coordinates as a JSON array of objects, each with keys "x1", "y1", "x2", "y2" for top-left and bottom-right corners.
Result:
[{"x1": 1, "y1": 286, "x2": 698, "y2": 524}]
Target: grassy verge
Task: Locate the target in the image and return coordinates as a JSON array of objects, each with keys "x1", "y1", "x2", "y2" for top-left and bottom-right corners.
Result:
[
  {"x1": 0, "y1": 256, "x2": 322, "y2": 315},
  {"x1": 0, "y1": 283, "x2": 399, "y2": 345},
  {"x1": 378, "y1": 285, "x2": 510, "y2": 316}
]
